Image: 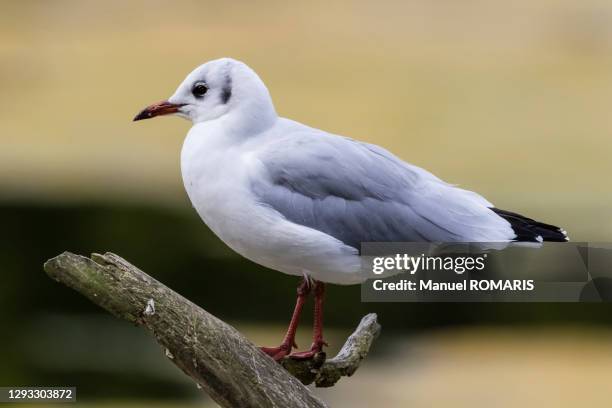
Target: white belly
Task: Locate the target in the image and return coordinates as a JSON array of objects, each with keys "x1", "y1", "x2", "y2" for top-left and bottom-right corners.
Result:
[{"x1": 180, "y1": 126, "x2": 363, "y2": 285}]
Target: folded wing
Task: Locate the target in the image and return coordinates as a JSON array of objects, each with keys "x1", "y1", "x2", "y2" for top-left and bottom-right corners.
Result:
[{"x1": 251, "y1": 128, "x2": 517, "y2": 250}]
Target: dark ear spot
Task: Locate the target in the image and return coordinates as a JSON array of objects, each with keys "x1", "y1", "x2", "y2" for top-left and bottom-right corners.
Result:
[{"x1": 221, "y1": 75, "x2": 232, "y2": 104}]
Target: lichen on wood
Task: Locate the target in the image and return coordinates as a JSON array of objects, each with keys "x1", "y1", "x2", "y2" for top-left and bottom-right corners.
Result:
[{"x1": 43, "y1": 251, "x2": 380, "y2": 408}]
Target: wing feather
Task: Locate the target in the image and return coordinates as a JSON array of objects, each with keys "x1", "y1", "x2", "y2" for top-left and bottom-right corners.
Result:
[{"x1": 251, "y1": 128, "x2": 514, "y2": 249}]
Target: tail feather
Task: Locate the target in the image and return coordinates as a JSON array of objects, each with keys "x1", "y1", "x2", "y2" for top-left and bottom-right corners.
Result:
[{"x1": 491, "y1": 208, "x2": 568, "y2": 242}]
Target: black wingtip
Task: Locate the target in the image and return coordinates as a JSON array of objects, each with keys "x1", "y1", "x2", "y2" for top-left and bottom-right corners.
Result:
[{"x1": 491, "y1": 207, "x2": 569, "y2": 243}]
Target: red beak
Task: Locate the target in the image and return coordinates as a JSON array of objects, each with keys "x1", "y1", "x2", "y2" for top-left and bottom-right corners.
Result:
[{"x1": 133, "y1": 100, "x2": 184, "y2": 121}]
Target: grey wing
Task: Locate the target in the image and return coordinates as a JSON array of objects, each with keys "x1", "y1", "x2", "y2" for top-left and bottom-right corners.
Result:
[{"x1": 252, "y1": 131, "x2": 514, "y2": 249}]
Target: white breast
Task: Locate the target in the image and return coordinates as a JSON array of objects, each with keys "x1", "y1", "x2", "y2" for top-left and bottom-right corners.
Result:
[{"x1": 180, "y1": 123, "x2": 363, "y2": 285}]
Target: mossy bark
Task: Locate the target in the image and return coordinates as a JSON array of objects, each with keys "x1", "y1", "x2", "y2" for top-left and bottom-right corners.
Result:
[{"x1": 44, "y1": 252, "x2": 380, "y2": 408}]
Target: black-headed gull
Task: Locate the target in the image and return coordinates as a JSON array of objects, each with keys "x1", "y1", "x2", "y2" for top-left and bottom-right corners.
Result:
[{"x1": 134, "y1": 58, "x2": 568, "y2": 360}]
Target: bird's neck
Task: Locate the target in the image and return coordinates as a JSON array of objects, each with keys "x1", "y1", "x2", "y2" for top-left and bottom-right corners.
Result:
[
  {"x1": 227, "y1": 70, "x2": 278, "y2": 136},
  {"x1": 219, "y1": 97, "x2": 278, "y2": 138},
  {"x1": 190, "y1": 105, "x2": 277, "y2": 149}
]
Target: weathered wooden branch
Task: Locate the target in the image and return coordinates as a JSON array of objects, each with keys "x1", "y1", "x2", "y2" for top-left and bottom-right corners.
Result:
[
  {"x1": 43, "y1": 252, "x2": 380, "y2": 408},
  {"x1": 280, "y1": 313, "x2": 380, "y2": 387}
]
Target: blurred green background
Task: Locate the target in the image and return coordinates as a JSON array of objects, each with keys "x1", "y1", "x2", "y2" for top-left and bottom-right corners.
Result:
[{"x1": 2, "y1": 0, "x2": 612, "y2": 406}]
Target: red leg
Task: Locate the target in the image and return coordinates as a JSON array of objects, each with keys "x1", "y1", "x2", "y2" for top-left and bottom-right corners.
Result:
[
  {"x1": 290, "y1": 281, "x2": 327, "y2": 360},
  {"x1": 260, "y1": 279, "x2": 311, "y2": 361}
]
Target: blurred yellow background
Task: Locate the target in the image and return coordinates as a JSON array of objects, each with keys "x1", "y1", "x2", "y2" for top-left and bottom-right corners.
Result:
[
  {"x1": 2, "y1": 0, "x2": 612, "y2": 239},
  {"x1": 3, "y1": 1, "x2": 612, "y2": 407}
]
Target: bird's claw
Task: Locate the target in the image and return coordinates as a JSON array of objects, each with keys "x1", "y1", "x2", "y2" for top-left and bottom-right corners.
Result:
[
  {"x1": 259, "y1": 343, "x2": 293, "y2": 361},
  {"x1": 261, "y1": 338, "x2": 327, "y2": 361},
  {"x1": 288, "y1": 340, "x2": 327, "y2": 360}
]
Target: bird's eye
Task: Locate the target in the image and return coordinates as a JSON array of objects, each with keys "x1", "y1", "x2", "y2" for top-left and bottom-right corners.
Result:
[{"x1": 192, "y1": 82, "x2": 208, "y2": 98}]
